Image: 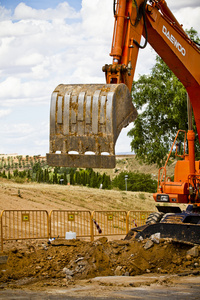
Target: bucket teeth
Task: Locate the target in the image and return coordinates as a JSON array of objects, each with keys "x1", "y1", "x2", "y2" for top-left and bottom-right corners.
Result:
[{"x1": 47, "y1": 83, "x2": 137, "y2": 168}]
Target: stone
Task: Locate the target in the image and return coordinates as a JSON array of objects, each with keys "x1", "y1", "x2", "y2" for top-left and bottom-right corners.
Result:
[
  {"x1": 186, "y1": 254, "x2": 192, "y2": 261},
  {"x1": 0, "y1": 256, "x2": 8, "y2": 264},
  {"x1": 143, "y1": 240, "x2": 154, "y2": 250},
  {"x1": 146, "y1": 269, "x2": 151, "y2": 273},
  {"x1": 150, "y1": 232, "x2": 160, "y2": 244},
  {"x1": 77, "y1": 260, "x2": 88, "y2": 266},
  {"x1": 187, "y1": 246, "x2": 199, "y2": 257},
  {"x1": 35, "y1": 265, "x2": 42, "y2": 269},
  {"x1": 75, "y1": 257, "x2": 84, "y2": 263},
  {"x1": 63, "y1": 268, "x2": 74, "y2": 276},
  {"x1": 114, "y1": 266, "x2": 123, "y2": 276}
]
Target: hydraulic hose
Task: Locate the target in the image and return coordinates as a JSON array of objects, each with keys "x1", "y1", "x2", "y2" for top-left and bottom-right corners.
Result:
[
  {"x1": 133, "y1": 0, "x2": 148, "y2": 49},
  {"x1": 113, "y1": 0, "x2": 117, "y2": 16}
]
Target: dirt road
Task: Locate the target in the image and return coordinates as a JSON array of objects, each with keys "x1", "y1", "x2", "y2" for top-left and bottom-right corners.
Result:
[{"x1": 0, "y1": 274, "x2": 200, "y2": 299}]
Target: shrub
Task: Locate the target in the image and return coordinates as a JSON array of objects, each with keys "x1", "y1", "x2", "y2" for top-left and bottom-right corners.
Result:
[
  {"x1": 12, "y1": 176, "x2": 26, "y2": 183},
  {"x1": 112, "y1": 171, "x2": 157, "y2": 193}
]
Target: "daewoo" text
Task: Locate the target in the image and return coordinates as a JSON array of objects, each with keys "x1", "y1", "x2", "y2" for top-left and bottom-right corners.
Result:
[{"x1": 162, "y1": 25, "x2": 186, "y2": 56}]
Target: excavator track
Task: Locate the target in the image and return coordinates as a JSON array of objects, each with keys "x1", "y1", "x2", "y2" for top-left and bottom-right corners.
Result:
[
  {"x1": 47, "y1": 83, "x2": 137, "y2": 168},
  {"x1": 134, "y1": 223, "x2": 200, "y2": 244}
]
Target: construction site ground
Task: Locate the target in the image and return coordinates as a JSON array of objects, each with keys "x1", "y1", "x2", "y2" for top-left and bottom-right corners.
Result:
[{"x1": 0, "y1": 177, "x2": 200, "y2": 298}]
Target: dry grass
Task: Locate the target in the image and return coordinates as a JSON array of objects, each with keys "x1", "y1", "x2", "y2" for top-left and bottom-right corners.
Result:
[{"x1": 0, "y1": 178, "x2": 158, "y2": 212}]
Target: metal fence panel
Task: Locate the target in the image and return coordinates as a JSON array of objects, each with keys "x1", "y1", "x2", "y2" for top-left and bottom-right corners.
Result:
[
  {"x1": 91, "y1": 211, "x2": 128, "y2": 237},
  {"x1": 127, "y1": 211, "x2": 153, "y2": 229},
  {"x1": 49, "y1": 210, "x2": 92, "y2": 239},
  {"x1": 1, "y1": 210, "x2": 49, "y2": 251}
]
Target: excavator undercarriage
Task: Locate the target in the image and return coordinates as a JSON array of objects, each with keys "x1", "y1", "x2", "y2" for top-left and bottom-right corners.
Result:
[{"x1": 127, "y1": 205, "x2": 200, "y2": 244}]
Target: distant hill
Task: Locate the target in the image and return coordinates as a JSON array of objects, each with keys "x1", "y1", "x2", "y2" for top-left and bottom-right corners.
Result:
[{"x1": 95, "y1": 154, "x2": 176, "y2": 180}]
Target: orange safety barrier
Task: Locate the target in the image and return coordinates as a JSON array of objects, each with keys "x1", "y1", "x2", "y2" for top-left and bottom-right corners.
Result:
[
  {"x1": 0, "y1": 209, "x2": 154, "y2": 251},
  {"x1": 0, "y1": 210, "x2": 49, "y2": 251},
  {"x1": 49, "y1": 210, "x2": 92, "y2": 240}
]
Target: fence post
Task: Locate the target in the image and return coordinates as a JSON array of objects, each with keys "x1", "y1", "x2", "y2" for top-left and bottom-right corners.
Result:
[
  {"x1": 90, "y1": 211, "x2": 94, "y2": 242},
  {"x1": 1, "y1": 210, "x2": 4, "y2": 252},
  {"x1": 49, "y1": 210, "x2": 52, "y2": 239},
  {"x1": 125, "y1": 175, "x2": 128, "y2": 191},
  {"x1": 126, "y1": 211, "x2": 130, "y2": 234}
]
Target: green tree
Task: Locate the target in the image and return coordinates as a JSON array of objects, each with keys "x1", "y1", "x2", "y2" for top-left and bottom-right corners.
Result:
[
  {"x1": 53, "y1": 171, "x2": 58, "y2": 184},
  {"x1": 13, "y1": 169, "x2": 19, "y2": 177},
  {"x1": 63, "y1": 171, "x2": 67, "y2": 185},
  {"x1": 2, "y1": 170, "x2": 7, "y2": 179},
  {"x1": 89, "y1": 171, "x2": 98, "y2": 188},
  {"x1": 44, "y1": 169, "x2": 49, "y2": 183},
  {"x1": 102, "y1": 173, "x2": 111, "y2": 189},
  {"x1": 32, "y1": 162, "x2": 41, "y2": 173},
  {"x1": 128, "y1": 28, "x2": 199, "y2": 167},
  {"x1": 70, "y1": 169, "x2": 75, "y2": 185},
  {"x1": 27, "y1": 169, "x2": 31, "y2": 180},
  {"x1": 112, "y1": 171, "x2": 157, "y2": 193}
]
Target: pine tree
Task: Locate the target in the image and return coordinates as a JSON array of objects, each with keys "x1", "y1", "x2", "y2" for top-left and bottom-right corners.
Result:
[
  {"x1": 8, "y1": 171, "x2": 11, "y2": 179},
  {"x1": 53, "y1": 171, "x2": 58, "y2": 184}
]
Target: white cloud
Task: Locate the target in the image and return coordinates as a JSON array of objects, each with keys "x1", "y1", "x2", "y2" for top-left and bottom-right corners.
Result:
[
  {"x1": 81, "y1": 0, "x2": 113, "y2": 39},
  {"x1": 13, "y1": 2, "x2": 80, "y2": 20},
  {"x1": 0, "y1": 121, "x2": 49, "y2": 156},
  {"x1": 16, "y1": 52, "x2": 44, "y2": 66},
  {"x1": 0, "y1": 123, "x2": 34, "y2": 139},
  {"x1": 116, "y1": 124, "x2": 133, "y2": 154},
  {"x1": 175, "y1": 7, "x2": 200, "y2": 33},
  {"x1": 0, "y1": 109, "x2": 11, "y2": 118},
  {"x1": 0, "y1": 77, "x2": 22, "y2": 99},
  {"x1": 0, "y1": 20, "x2": 40, "y2": 37},
  {"x1": 0, "y1": 5, "x2": 11, "y2": 21},
  {"x1": 167, "y1": 0, "x2": 200, "y2": 10}
]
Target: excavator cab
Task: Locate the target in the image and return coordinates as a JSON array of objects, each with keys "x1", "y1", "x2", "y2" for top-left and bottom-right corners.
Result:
[{"x1": 46, "y1": 83, "x2": 137, "y2": 168}]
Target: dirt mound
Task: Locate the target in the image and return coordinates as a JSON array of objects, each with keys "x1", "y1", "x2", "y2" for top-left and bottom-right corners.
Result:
[{"x1": 0, "y1": 237, "x2": 199, "y2": 290}]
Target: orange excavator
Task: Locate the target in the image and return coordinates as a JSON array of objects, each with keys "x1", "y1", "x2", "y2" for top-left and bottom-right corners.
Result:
[{"x1": 47, "y1": 0, "x2": 200, "y2": 243}]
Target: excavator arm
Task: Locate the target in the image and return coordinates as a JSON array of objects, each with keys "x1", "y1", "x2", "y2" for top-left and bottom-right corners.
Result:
[
  {"x1": 47, "y1": 0, "x2": 200, "y2": 172},
  {"x1": 105, "y1": 0, "x2": 200, "y2": 136}
]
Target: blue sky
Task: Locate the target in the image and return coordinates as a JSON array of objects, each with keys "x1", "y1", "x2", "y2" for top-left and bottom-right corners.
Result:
[
  {"x1": 1, "y1": 0, "x2": 82, "y2": 11},
  {"x1": 0, "y1": 1, "x2": 200, "y2": 157}
]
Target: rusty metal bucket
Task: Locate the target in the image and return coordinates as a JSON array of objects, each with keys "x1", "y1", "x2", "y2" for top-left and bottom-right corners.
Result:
[{"x1": 46, "y1": 83, "x2": 137, "y2": 168}]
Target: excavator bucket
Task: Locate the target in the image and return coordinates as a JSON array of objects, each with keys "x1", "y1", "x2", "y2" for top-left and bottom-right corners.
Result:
[{"x1": 46, "y1": 83, "x2": 137, "y2": 168}]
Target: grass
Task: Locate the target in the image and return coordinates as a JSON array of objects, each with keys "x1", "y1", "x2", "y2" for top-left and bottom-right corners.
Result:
[
  {"x1": 138, "y1": 193, "x2": 146, "y2": 200},
  {"x1": 0, "y1": 177, "x2": 161, "y2": 212}
]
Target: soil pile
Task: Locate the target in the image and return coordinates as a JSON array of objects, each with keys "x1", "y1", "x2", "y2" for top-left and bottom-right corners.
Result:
[{"x1": 0, "y1": 237, "x2": 199, "y2": 290}]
